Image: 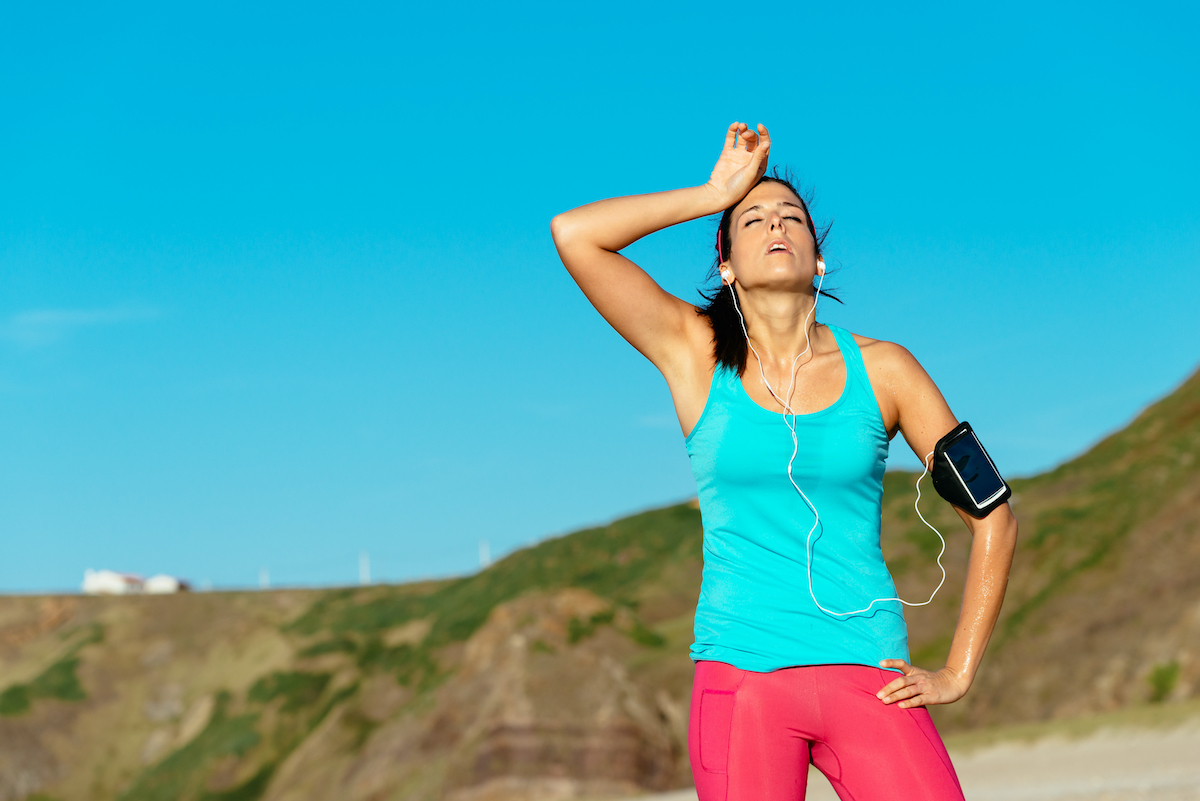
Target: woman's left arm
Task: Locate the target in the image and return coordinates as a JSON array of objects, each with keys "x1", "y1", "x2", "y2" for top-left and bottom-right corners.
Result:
[{"x1": 864, "y1": 341, "x2": 1019, "y2": 709}]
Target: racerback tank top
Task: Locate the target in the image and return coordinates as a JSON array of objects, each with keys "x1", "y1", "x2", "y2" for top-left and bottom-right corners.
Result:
[{"x1": 685, "y1": 323, "x2": 910, "y2": 673}]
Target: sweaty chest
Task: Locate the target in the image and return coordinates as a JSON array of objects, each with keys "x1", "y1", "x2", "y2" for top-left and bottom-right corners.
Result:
[{"x1": 739, "y1": 353, "x2": 847, "y2": 417}]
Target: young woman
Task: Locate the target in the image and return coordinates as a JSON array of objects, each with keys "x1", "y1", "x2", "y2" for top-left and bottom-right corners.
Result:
[{"x1": 551, "y1": 123, "x2": 1018, "y2": 800}]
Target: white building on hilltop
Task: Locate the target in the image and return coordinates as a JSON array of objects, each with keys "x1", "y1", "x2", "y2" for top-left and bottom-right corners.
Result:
[
  {"x1": 82, "y1": 570, "x2": 190, "y2": 595},
  {"x1": 144, "y1": 574, "x2": 187, "y2": 594}
]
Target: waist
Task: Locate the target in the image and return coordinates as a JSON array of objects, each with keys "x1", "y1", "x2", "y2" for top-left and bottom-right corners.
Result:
[{"x1": 690, "y1": 514, "x2": 908, "y2": 671}]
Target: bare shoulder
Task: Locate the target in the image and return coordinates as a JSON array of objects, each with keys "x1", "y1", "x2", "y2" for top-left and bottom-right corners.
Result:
[
  {"x1": 848, "y1": 332, "x2": 928, "y2": 383},
  {"x1": 849, "y1": 329, "x2": 955, "y2": 435}
]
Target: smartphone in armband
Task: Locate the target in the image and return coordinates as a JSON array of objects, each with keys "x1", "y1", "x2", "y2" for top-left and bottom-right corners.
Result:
[{"x1": 931, "y1": 422, "x2": 1011, "y2": 518}]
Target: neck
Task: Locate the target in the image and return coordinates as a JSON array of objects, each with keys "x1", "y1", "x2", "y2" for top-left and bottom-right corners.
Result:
[{"x1": 733, "y1": 284, "x2": 824, "y2": 367}]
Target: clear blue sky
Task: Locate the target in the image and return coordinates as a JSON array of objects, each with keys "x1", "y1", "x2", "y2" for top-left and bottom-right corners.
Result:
[{"x1": 3, "y1": 2, "x2": 1197, "y2": 592}]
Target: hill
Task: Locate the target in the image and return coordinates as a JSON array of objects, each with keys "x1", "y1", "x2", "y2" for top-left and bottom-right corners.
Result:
[{"x1": 1, "y1": 365, "x2": 1198, "y2": 800}]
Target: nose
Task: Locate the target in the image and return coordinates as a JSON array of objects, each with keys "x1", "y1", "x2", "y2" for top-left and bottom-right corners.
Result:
[{"x1": 769, "y1": 211, "x2": 786, "y2": 232}]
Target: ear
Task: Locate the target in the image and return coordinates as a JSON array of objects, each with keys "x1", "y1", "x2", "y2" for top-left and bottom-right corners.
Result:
[
  {"x1": 721, "y1": 267, "x2": 735, "y2": 286},
  {"x1": 816, "y1": 258, "x2": 826, "y2": 276}
]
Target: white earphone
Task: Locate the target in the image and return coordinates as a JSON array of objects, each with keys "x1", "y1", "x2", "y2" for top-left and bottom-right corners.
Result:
[
  {"x1": 723, "y1": 258, "x2": 947, "y2": 617},
  {"x1": 722, "y1": 260, "x2": 825, "y2": 284}
]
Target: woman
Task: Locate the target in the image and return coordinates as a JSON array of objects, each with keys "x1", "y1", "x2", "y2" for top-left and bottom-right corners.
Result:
[{"x1": 550, "y1": 123, "x2": 1018, "y2": 800}]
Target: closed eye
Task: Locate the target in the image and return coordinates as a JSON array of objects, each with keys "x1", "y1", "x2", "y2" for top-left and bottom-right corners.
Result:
[{"x1": 743, "y1": 218, "x2": 762, "y2": 227}]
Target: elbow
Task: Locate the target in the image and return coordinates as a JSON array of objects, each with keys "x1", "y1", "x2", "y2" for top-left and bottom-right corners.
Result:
[
  {"x1": 972, "y1": 505, "x2": 1019, "y2": 553},
  {"x1": 1002, "y1": 505, "x2": 1019, "y2": 545},
  {"x1": 992, "y1": 510, "x2": 1019, "y2": 558},
  {"x1": 551, "y1": 213, "x2": 590, "y2": 271},
  {"x1": 550, "y1": 212, "x2": 573, "y2": 248}
]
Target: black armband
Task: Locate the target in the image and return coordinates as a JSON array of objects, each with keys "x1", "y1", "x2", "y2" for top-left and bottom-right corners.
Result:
[{"x1": 931, "y1": 421, "x2": 1011, "y2": 518}]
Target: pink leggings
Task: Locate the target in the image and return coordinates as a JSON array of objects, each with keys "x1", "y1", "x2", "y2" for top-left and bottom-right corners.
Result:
[{"x1": 689, "y1": 661, "x2": 965, "y2": 800}]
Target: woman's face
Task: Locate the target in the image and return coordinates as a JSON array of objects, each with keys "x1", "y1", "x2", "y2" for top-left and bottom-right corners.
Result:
[{"x1": 726, "y1": 182, "x2": 819, "y2": 290}]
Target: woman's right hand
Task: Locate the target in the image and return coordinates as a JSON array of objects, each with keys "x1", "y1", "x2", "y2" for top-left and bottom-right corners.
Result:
[{"x1": 704, "y1": 122, "x2": 771, "y2": 209}]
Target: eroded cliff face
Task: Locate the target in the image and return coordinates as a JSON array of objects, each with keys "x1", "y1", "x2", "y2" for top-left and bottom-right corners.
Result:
[
  {"x1": 441, "y1": 589, "x2": 679, "y2": 796},
  {"x1": 0, "y1": 498, "x2": 705, "y2": 801},
  {"x1": 0, "y1": 583, "x2": 695, "y2": 801},
  {"x1": 261, "y1": 588, "x2": 686, "y2": 801},
  {"x1": 0, "y1": 597, "x2": 79, "y2": 800}
]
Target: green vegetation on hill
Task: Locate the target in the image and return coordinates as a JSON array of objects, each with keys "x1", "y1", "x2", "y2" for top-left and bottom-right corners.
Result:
[
  {"x1": 0, "y1": 622, "x2": 103, "y2": 716},
  {"x1": 119, "y1": 676, "x2": 358, "y2": 801},
  {"x1": 288, "y1": 503, "x2": 701, "y2": 644},
  {"x1": 247, "y1": 672, "x2": 331, "y2": 712},
  {"x1": 118, "y1": 692, "x2": 264, "y2": 801},
  {"x1": 995, "y1": 366, "x2": 1200, "y2": 646},
  {"x1": 0, "y1": 657, "x2": 85, "y2": 715},
  {"x1": 285, "y1": 502, "x2": 701, "y2": 699},
  {"x1": 97, "y1": 504, "x2": 705, "y2": 801}
]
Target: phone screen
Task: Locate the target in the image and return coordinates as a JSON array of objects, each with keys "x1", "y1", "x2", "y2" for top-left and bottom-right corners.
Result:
[{"x1": 944, "y1": 431, "x2": 1005, "y2": 506}]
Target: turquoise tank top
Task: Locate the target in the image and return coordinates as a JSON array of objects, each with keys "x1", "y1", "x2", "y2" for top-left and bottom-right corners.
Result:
[{"x1": 685, "y1": 324, "x2": 910, "y2": 673}]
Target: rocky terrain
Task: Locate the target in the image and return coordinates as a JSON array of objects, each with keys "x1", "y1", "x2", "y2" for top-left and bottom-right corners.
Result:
[{"x1": 1, "y1": 364, "x2": 1198, "y2": 800}]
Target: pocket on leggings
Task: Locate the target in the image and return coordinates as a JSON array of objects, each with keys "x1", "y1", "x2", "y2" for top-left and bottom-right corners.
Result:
[{"x1": 698, "y1": 690, "x2": 736, "y2": 774}]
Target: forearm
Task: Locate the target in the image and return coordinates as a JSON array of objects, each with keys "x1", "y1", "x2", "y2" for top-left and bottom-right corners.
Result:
[
  {"x1": 551, "y1": 184, "x2": 724, "y2": 254},
  {"x1": 943, "y1": 509, "x2": 1018, "y2": 687}
]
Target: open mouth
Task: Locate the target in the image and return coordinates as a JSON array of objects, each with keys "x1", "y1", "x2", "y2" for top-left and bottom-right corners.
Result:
[{"x1": 767, "y1": 240, "x2": 792, "y2": 254}]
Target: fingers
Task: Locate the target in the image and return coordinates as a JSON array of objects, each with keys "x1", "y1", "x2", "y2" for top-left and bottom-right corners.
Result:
[
  {"x1": 723, "y1": 122, "x2": 740, "y2": 152},
  {"x1": 895, "y1": 677, "x2": 933, "y2": 708},
  {"x1": 878, "y1": 660, "x2": 928, "y2": 707},
  {"x1": 876, "y1": 663, "x2": 967, "y2": 708},
  {"x1": 877, "y1": 675, "x2": 927, "y2": 707},
  {"x1": 748, "y1": 124, "x2": 770, "y2": 181},
  {"x1": 893, "y1": 684, "x2": 927, "y2": 708},
  {"x1": 723, "y1": 122, "x2": 750, "y2": 150},
  {"x1": 722, "y1": 122, "x2": 771, "y2": 153},
  {"x1": 743, "y1": 124, "x2": 770, "y2": 153},
  {"x1": 755, "y1": 124, "x2": 771, "y2": 156}
]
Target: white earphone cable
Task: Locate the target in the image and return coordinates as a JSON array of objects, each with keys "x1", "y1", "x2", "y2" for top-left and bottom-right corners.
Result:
[{"x1": 724, "y1": 265, "x2": 946, "y2": 616}]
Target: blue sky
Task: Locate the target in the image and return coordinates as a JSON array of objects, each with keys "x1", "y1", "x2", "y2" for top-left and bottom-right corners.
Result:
[{"x1": 2, "y1": 2, "x2": 1197, "y2": 592}]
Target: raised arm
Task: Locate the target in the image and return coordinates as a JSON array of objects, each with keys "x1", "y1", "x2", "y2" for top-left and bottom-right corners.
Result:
[
  {"x1": 869, "y1": 344, "x2": 1019, "y2": 708},
  {"x1": 550, "y1": 123, "x2": 770, "y2": 373}
]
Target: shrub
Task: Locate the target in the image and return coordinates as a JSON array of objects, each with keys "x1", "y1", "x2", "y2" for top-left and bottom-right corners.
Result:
[
  {"x1": 248, "y1": 672, "x2": 331, "y2": 713},
  {"x1": 1148, "y1": 661, "x2": 1180, "y2": 703}
]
